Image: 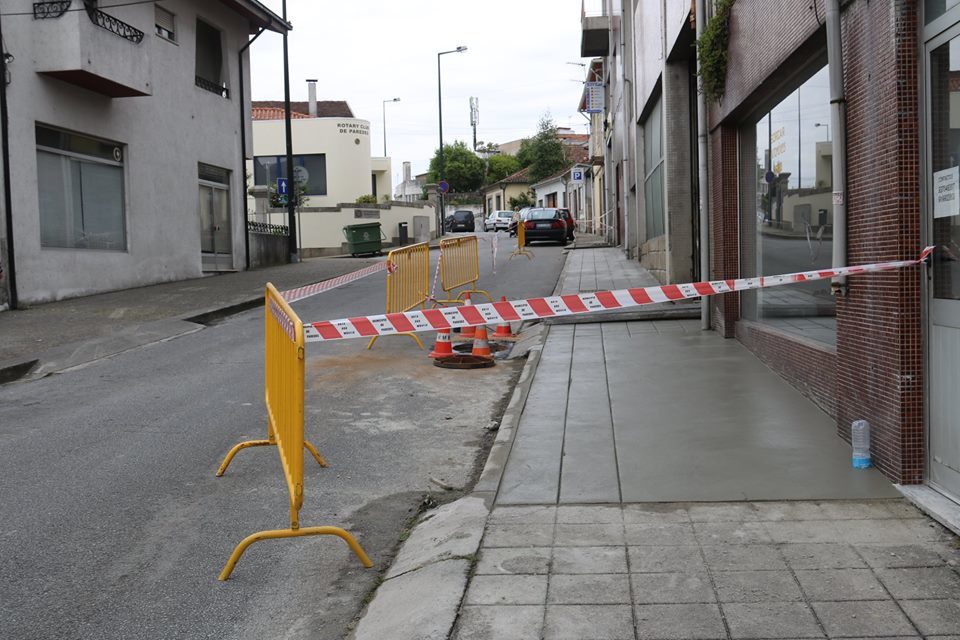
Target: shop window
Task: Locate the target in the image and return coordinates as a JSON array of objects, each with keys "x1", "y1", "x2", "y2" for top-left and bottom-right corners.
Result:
[
  {"x1": 740, "y1": 65, "x2": 835, "y2": 345},
  {"x1": 930, "y1": 35, "x2": 960, "y2": 301},
  {"x1": 254, "y1": 154, "x2": 327, "y2": 196},
  {"x1": 36, "y1": 125, "x2": 126, "y2": 251},
  {"x1": 643, "y1": 97, "x2": 665, "y2": 239}
]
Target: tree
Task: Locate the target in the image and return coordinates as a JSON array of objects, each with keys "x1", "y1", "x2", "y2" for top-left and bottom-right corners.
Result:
[
  {"x1": 485, "y1": 154, "x2": 520, "y2": 184},
  {"x1": 509, "y1": 191, "x2": 534, "y2": 210},
  {"x1": 427, "y1": 141, "x2": 485, "y2": 192},
  {"x1": 522, "y1": 115, "x2": 568, "y2": 183}
]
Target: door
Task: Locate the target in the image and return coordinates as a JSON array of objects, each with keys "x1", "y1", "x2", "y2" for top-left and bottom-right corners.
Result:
[
  {"x1": 927, "y1": 27, "x2": 960, "y2": 501},
  {"x1": 199, "y1": 181, "x2": 232, "y2": 271}
]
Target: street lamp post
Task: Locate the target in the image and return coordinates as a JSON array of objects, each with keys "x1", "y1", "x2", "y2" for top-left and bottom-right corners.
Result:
[
  {"x1": 281, "y1": 0, "x2": 298, "y2": 263},
  {"x1": 437, "y1": 46, "x2": 467, "y2": 237},
  {"x1": 382, "y1": 97, "x2": 400, "y2": 157},
  {"x1": 814, "y1": 122, "x2": 830, "y2": 139}
]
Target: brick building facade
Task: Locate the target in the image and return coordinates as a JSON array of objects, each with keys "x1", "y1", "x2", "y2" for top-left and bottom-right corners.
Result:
[{"x1": 587, "y1": 0, "x2": 960, "y2": 503}]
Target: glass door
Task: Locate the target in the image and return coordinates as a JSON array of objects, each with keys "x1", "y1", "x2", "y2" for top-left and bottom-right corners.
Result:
[{"x1": 927, "y1": 27, "x2": 960, "y2": 501}]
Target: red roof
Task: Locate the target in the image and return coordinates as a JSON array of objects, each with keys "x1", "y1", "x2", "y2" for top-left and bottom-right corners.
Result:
[
  {"x1": 251, "y1": 100, "x2": 354, "y2": 120},
  {"x1": 251, "y1": 106, "x2": 312, "y2": 121}
]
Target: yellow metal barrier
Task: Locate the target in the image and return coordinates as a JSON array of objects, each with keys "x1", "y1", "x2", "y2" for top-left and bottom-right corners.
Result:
[
  {"x1": 510, "y1": 223, "x2": 534, "y2": 260},
  {"x1": 217, "y1": 283, "x2": 372, "y2": 580},
  {"x1": 436, "y1": 235, "x2": 492, "y2": 304},
  {"x1": 368, "y1": 242, "x2": 430, "y2": 350}
]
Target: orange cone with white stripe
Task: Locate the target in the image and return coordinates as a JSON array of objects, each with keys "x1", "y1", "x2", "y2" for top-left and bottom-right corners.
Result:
[
  {"x1": 493, "y1": 296, "x2": 514, "y2": 339},
  {"x1": 460, "y1": 292, "x2": 476, "y2": 339},
  {"x1": 429, "y1": 329, "x2": 453, "y2": 359},
  {"x1": 471, "y1": 325, "x2": 493, "y2": 360}
]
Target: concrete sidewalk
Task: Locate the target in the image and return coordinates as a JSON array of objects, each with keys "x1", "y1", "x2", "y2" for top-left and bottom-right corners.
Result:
[
  {"x1": 352, "y1": 247, "x2": 960, "y2": 640},
  {"x1": 0, "y1": 255, "x2": 382, "y2": 382}
]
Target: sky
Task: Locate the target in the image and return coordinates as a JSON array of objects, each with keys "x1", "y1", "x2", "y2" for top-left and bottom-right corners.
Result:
[{"x1": 248, "y1": 0, "x2": 590, "y2": 187}]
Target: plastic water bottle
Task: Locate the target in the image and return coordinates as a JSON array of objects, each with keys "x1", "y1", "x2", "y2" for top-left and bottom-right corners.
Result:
[{"x1": 852, "y1": 420, "x2": 871, "y2": 469}]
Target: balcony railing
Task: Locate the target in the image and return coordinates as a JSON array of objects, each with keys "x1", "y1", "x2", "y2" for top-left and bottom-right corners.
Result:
[
  {"x1": 195, "y1": 75, "x2": 230, "y2": 99},
  {"x1": 83, "y1": 2, "x2": 144, "y2": 43},
  {"x1": 33, "y1": 1, "x2": 72, "y2": 19}
]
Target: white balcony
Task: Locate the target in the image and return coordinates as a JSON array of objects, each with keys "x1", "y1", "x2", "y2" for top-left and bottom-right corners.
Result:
[{"x1": 33, "y1": 1, "x2": 151, "y2": 98}]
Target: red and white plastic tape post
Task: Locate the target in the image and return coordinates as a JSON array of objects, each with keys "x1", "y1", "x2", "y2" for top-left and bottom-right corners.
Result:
[
  {"x1": 281, "y1": 261, "x2": 395, "y2": 304},
  {"x1": 303, "y1": 247, "x2": 935, "y2": 343}
]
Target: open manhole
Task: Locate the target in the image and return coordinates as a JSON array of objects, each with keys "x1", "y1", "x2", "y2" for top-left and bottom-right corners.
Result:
[
  {"x1": 433, "y1": 355, "x2": 496, "y2": 369},
  {"x1": 452, "y1": 342, "x2": 508, "y2": 354}
]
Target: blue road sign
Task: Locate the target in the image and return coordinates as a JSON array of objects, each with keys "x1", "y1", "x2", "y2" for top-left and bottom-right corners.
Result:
[
  {"x1": 438, "y1": 180, "x2": 450, "y2": 194},
  {"x1": 277, "y1": 177, "x2": 289, "y2": 195}
]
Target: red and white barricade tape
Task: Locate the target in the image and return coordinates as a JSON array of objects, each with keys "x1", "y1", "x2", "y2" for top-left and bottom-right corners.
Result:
[
  {"x1": 281, "y1": 260, "x2": 395, "y2": 304},
  {"x1": 303, "y1": 247, "x2": 935, "y2": 343}
]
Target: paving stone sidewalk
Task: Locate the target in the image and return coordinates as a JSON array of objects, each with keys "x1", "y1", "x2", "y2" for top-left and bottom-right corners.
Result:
[
  {"x1": 455, "y1": 500, "x2": 960, "y2": 640},
  {"x1": 352, "y1": 246, "x2": 960, "y2": 640}
]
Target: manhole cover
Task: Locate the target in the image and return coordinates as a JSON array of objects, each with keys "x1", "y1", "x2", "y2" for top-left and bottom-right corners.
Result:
[
  {"x1": 452, "y1": 342, "x2": 508, "y2": 354},
  {"x1": 433, "y1": 355, "x2": 496, "y2": 369}
]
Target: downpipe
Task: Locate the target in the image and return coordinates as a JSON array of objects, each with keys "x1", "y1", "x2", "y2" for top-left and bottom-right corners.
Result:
[
  {"x1": 695, "y1": 0, "x2": 711, "y2": 329},
  {"x1": 826, "y1": 0, "x2": 848, "y2": 296}
]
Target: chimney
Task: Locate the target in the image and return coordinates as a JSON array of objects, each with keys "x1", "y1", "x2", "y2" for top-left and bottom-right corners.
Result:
[
  {"x1": 403, "y1": 161, "x2": 411, "y2": 183},
  {"x1": 306, "y1": 79, "x2": 318, "y2": 117}
]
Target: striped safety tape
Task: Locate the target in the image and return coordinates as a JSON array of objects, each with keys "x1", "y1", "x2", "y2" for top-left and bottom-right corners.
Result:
[
  {"x1": 303, "y1": 247, "x2": 935, "y2": 343},
  {"x1": 281, "y1": 260, "x2": 395, "y2": 304}
]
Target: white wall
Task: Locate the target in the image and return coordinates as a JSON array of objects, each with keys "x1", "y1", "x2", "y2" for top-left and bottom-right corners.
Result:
[
  {"x1": 251, "y1": 117, "x2": 375, "y2": 207},
  {"x1": 263, "y1": 203, "x2": 436, "y2": 252},
  {"x1": 3, "y1": 0, "x2": 253, "y2": 303}
]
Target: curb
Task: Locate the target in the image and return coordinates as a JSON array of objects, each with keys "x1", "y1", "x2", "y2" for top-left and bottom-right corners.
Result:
[{"x1": 348, "y1": 260, "x2": 557, "y2": 640}]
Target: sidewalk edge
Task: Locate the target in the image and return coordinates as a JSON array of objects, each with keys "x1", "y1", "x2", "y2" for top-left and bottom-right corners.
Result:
[{"x1": 348, "y1": 254, "x2": 559, "y2": 640}]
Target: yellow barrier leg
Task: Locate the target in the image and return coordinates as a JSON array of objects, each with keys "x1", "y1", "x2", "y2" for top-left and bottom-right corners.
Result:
[
  {"x1": 303, "y1": 440, "x2": 327, "y2": 467},
  {"x1": 219, "y1": 525, "x2": 373, "y2": 580},
  {"x1": 366, "y1": 335, "x2": 378, "y2": 350},
  {"x1": 216, "y1": 439, "x2": 272, "y2": 476},
  {"x1": 368, "y1": 332, "x2": 424, "y2": 350},
  {"x1": 217, "y1": 439, "x2": 327, "y2": 476}
]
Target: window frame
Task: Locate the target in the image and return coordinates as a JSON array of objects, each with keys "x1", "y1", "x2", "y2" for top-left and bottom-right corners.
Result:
[
  {"x1": 155, "y1": 5, "x2": 176, "y2": 43},
  {"x1": 36, "y1": 125, "x2": 128, "y2": 252}
]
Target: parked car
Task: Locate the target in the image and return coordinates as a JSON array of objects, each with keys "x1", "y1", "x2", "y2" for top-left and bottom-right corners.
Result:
[
  {"x1": 556, "y1": 208, "x2": 576, "y2": 242},
  {"x1": 449, "y1": 210, "x2": 475, "y2": 232},
  {"x1": 508, "y1": 207, "x2": 532, "y2": 237},
  {"x1": 522, "y1": 208, "x2": 570, "y2": 245},
  {"x1": 484, "y1": 210, "x2": 514, "y2": 232}
]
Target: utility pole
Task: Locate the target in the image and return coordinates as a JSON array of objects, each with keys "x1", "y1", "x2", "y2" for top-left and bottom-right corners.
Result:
[
  {"x1": 281, "y1": 0, "x2": 298, "y2": 263},
  {"x1": 0, "y1": 9, "x2": 17, "y2": 309},
  {"x1": 470, "y1": 96, "x2": 478, "y2": 152}
]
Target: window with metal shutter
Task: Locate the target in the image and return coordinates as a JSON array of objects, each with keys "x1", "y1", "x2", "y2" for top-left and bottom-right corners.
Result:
[{"x1": 155, "y1": 6, "x2": 175, "y2": 41}]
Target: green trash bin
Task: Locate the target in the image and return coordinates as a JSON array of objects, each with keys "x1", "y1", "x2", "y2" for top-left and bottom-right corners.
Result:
[{"x1": 342, "y1": 222, "x2": 385, "y2": 256}]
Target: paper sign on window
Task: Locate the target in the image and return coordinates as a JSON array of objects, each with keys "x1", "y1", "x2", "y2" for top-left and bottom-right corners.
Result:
[{"x1": 934, "y1": 166, "x2": 959, "y2": 219}]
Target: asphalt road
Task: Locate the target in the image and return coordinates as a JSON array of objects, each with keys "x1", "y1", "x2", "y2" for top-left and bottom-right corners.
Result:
[{"x1": 0, "y1": 233, "x2": 567, "y2": 640}]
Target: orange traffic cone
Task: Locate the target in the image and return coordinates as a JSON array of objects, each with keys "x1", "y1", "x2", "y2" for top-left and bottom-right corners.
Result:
[
  {"x1": 429, "y1": 328, "x2": 453, "y2": 359},
  {"x1": 493, "y1": 296, "x2": 514, "y2": 339},
  {"x1": 471, "y1": 325, "x2": 493, "y2": 360},
  {"x1": 460, "y1": 292, "x2": 476, "y2": 339}
]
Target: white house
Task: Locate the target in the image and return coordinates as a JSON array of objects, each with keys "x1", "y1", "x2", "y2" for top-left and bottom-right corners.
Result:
[
  {"x1": 0, "y1": 0, "x2": 288, "y2": 307},
  {"x1": 250, "y1": 86, "x2": 390, "y2": 208}
]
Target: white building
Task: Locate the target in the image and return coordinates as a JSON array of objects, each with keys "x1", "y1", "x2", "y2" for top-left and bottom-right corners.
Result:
[
  {"x1": 250, "y1": 87, "x2": 390, "y2": 208},
  {"x1": 394, "y1": 161, "x2": 424, "y2": 202},
  {"x1": 0, "y1": 0, "x2": 288, "y2": 307}
]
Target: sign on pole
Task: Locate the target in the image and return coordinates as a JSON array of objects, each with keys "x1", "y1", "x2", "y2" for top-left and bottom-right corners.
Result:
[
  {"x1": 583, "y1": 82, "x2": 604, "y2": 114},
  {"x1": 277, "y1": 177, "x2": 289, "y2": 205},
  {"x1": 438, "y1": 180, "x2": 450, "y2": 194}
]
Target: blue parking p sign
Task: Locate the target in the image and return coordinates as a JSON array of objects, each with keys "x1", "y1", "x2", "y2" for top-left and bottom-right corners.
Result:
[{"x1": 571, "y1": 169, "x2": 584, "y2": 183}]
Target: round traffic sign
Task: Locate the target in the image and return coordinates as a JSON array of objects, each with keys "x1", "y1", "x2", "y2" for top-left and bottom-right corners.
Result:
[
  {"x1": 293, "y1": 165, "x2": 309, "y2": 186},
  {"x1": 438, "y1": 180, "x2": 450, "y2": 194}
]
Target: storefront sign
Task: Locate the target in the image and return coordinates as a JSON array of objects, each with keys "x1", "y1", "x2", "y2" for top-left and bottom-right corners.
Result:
[
  {"x1": 934, "y1": 166, "x2": 959, "y2": 219},
  {"x1": 583, "y1": 82, "x2": 604, "y2": 114}
]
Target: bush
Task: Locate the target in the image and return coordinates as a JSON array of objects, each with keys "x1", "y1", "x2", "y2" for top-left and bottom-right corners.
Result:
[{"x1": 355, "y1": 194, "x2": 378, "y2": 204}]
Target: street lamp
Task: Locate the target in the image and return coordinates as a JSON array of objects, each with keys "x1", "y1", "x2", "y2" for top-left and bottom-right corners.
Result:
[
  {"x1": 437, "y1": 45, "x2": 467, "y2": 236},
  {"x1": 382, "y1": 97, "x2": 400, "y2": 157},
  {"x1": 814, "y1": 122, "x2": 830, "y2": 139}
]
